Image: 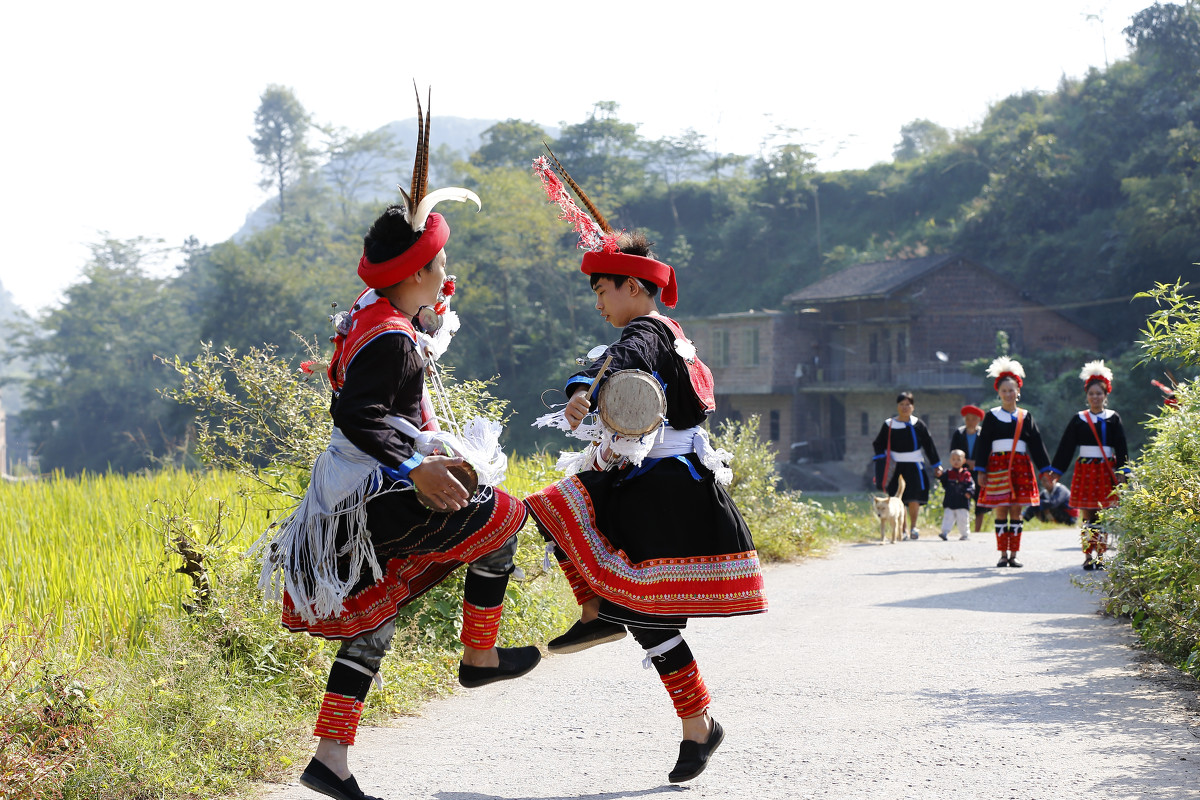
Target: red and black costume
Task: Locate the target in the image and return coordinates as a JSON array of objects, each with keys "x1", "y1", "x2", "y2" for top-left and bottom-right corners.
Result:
[
  {"x1": 526, "y1": 314, "x2": 767, "y2": 631},
  {"x1": 1048, "y1": 409, "x2": 1128, "y2": 510},
  {"x1": 1048, "y1": 361, "x2": 1128, "y2": 567},
  {"x1": 971, "y1": 406, "x2": 1053, "y2": 557},
  {"x1": 525, "y1": 151, "x2": 764, "y2": 783},
  {"x1": 257, "y1": 94, "x2": 536, "y2": 800}
]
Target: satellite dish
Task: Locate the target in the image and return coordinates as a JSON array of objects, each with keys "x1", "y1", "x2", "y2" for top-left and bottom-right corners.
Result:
[{"x1": 935, "y1": 351, "x2": 949, "y2": 363}]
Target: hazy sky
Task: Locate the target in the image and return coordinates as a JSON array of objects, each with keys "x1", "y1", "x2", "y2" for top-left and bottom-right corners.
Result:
[{"x1": 1, "y1": 0, "x2": 1151, "y2": 314}]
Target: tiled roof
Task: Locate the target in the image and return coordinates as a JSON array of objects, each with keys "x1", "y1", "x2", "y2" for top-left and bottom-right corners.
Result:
[{"x1": 783, "y1": 253, "x2": 963, "y2": 304}]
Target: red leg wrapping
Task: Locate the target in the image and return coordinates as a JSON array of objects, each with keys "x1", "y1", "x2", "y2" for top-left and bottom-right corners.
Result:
[
  {"x1": 558, "y1": 556, "x2": 598, "y2": 605},
  {"x1": 995, "y1": 522, "x2": 1007, "y2": 552},
  {"x1": 660, "y1": 660, "x2": 711, "y2": 719},
  {"x1": 1010, "y1": 523, "x2": 1022, "y2": 553},
  {"x1": 460, "y1": 600, "x2": 503, "y2": 650},
  {"x1": 313, "y1": 692, "x2": 364, "y2": 745}
]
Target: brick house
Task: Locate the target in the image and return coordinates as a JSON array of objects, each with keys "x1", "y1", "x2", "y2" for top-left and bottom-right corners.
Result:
[{"x1": 683, "y1": 254, "x2": 1098, "y2": 473}]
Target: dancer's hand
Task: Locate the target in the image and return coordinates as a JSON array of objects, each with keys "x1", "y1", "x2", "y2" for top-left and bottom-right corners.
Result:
[
  {"x1": 564, "y1": 388, "x2": 591, "y2": 431},
  {"x1": 410, "y1": 456, "x2": 470, "y2": 511}
]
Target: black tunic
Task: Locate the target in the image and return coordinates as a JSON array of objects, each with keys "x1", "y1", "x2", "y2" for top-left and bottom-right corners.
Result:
[
  {"x1": 1049, "y1": 410, "x2": 1129, "y2": 476},
  {"x1": 872, "y1": 416, "x2": 941, "y2": 504},
  {"x1": 525, "y1": 314, "x2": 766, "y2": 629}
]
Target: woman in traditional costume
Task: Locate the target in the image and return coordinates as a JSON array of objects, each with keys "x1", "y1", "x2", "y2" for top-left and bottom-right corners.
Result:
[
  {"x1": 971, "y1": 357, "x2": 1054, "y2": 568},
  {"x1": 1047, "y1": 361, "x2": 1129, "y2": 569},
  {"x1": 256, "y1": 90, "x2": 538, "y2": 800},
  {"x1": 522, "y1": 151, "x2": 767, "y2": 784},
  {"x1": 872, "y1": 391, "x2": 943, "y2": 539}
]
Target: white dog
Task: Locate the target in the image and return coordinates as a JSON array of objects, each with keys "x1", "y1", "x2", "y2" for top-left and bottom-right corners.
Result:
[{"x1": 872, "y1": 474, "x2": 907, "y2": 544}]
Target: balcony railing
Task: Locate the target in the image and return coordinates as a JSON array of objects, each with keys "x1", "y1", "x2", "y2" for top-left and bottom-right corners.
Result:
[{"x1": 797, "y1": 361, "x2": 979, "y2": 389}]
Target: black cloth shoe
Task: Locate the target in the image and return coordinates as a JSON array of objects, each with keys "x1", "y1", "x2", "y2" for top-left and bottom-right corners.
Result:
[
  {"x1": 996, "y1": 555, "x2": 1010, "y2": 567},
  {"x1": 547, "y1": 618, "x2": 627, "y2": 654},
  {"x1": 458, "y1": 645, "x2": 541, "y2": 688},
  {"x1": 668, "y1": 719, "x2": 725, "y2": 783},
  {"x1": 299, "y1": 758, "x2": 383, "y2": 800},
  {"x1": 1083, "y1": 558, "x2": 1095, "y2": 571},
  {"x1": 1007, "y1": 556, "x2": 1024, "y2": 568}
]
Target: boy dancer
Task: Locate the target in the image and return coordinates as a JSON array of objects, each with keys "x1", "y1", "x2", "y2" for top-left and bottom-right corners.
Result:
[{"x1": 523, "y1": 152, "x2": 767, "y2": 783}]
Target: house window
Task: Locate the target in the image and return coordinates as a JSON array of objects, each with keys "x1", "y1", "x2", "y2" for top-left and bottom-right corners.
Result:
[
  {"x1": 869, "y1": 333, "x2": 879, "y2": 363},
  {"x1": 769, "y1": 409, "x2": 780, "y2": 441},
  {"x1": 711, "y1": 330, "x2": 730, "y2": 367},
  {"x1": 897, "y1": 331, "x2": 907, "y2": 364},
  {"x1": 742, "y1": 328, "x2": 760, "y2": 367},
  {"x1": 861, "y1": 411, "x2": 869, "y2": 436}
]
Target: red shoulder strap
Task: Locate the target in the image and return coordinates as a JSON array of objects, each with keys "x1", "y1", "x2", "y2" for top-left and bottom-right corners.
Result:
[
  {"x1": 1081, "y1": 411, "x2": 1117, "y2": 481},
  {"x1": 657, "y1": 316, "x2": 715, "y2": 413}
]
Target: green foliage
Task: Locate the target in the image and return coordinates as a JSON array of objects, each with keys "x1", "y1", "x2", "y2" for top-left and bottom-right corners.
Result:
[
  {"x1": 17, "y1": 239, "x2": 196, "y2": 473},
  {"x1": 1104, "y1": 275, "x2": 1200, "y2": 676},
  {"x1": 712, "y1": 416, "x2": 829, "y2": 561}
]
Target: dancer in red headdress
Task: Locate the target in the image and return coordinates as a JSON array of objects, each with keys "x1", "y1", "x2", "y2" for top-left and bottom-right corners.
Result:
[
  {"x1": 1047, "y1": 361, "x2": 1129, "y2": 569},
  {"x1": 522, "y1": 150, "x2": 767, "y2": 784},
  {"x1": 971, "y1": 357, "x2": 1054, "y2": 568},
  {"x1": 255, "y1": 89, "x2": 538, "y2": 800}
]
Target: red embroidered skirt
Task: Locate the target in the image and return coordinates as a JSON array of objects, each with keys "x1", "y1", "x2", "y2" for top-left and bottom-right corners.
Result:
[
  {"x1": 1070, "y1": 458, "x2": 1119, "y2": 509},
  {"x1": 978, "y1": 451, "x2": 1039, "y2": 507},
  {"x1": 281, "y1": 488, "x2": 527, "y2": 640},
  {"x1": 525, "y1": 456, "x2": 767, "y2": 627}
]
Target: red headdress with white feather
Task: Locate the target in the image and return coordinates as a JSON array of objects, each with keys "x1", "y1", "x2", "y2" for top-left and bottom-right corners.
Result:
[
  {"x1": 1079, "y1": 360, "x2": 1113, "y2": 394},
  {"x1": 986, "y1": 356, "x2": 1025, "y2": 391}
]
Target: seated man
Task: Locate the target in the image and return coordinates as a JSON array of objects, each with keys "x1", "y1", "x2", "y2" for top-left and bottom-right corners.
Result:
[{"x1": 1022, "y1": 482, "x2": 1078, "y2": 526}]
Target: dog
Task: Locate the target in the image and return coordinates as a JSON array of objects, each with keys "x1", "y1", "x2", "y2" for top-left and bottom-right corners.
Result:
[{"x1": 872, "y1": 474, "x2": 907, "y2": 544}]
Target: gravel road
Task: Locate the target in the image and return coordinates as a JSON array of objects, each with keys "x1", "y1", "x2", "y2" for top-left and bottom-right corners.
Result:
[{"x1": 259, "y1": 528, "x2": 1200, "y2": 800}]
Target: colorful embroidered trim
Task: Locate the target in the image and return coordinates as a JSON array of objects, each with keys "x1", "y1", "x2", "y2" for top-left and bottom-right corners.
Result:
[
  {"x1": 525, "y1": 478, "x2": 767, "y2": 618},
  {"x1": 559, "y1": 556, "x2": 598, "y2": 605},
  {"x1": 282, "y1": 493, "x2": 527, "y2": 640},
  {"x1": 460, "y1": 601, "x2": 503, "y2": 649},
  {"x1": 313, "y1": 692, "x2": 364, "y2": 745},
  {"x1": 660, "y1": 660, "x2": 710, "y2": 719}
]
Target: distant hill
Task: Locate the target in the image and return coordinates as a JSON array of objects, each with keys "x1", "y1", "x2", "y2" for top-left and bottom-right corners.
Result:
[{"x1": 236, "y1": 116, "x2": 559, "y2": 239}]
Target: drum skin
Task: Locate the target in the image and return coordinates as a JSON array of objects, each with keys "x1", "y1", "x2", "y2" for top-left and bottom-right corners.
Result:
[{"x1": 598, "y1": 370, "x2": 667, "y2": 437}]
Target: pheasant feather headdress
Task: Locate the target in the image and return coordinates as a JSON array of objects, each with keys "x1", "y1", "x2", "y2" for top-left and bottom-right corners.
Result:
[
  {"x1": 986, "y1": 356, "x2": 1025, "y2": 390},
  {"x1": 1079, "y1": 360, "x2": 1113, "y2": 393},
  {"x1": 358, "y1": 84, "x2": 481, "y2": 289},
  {"x1": 532, "y1": 144, "x2": 679, "y2": 308}
]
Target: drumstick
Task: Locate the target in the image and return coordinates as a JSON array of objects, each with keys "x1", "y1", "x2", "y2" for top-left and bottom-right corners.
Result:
[{"x1": 587, "y1": 354, "x2": 614, "y2": 400}]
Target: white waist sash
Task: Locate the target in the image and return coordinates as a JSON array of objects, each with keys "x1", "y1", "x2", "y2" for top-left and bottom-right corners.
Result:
[
  {"x1": 644, "y1": 425, "x2": 733, "y2": 486},
  {"x1": 991, "y1": 440, "x2": 1028, "y2": 454},
  {"x1": 1078, "y1": 445, "x2": 1114, "y2": 459},
  {"x1": 889, "y1": 450, "x2": 926, "y2": 463}
]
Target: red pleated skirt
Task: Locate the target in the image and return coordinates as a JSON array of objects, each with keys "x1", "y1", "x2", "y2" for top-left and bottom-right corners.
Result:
[
  {"x1": 1070, "y1": 459, "x2": 1119, "y2": 509},
  {"x1": 978, "y1": 451, "x2": 1039, "y2": 507}
]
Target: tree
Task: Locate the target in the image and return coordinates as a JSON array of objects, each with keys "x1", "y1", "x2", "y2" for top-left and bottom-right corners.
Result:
[
  {"x1": 471, "y1": 119, "x2": 551, "y2": 169},
  {"x1": 251, "y1": 85, "x2": 313, "y2": 222},
  {"x1": 318, "y1": 125, "x2": 403, "y2": 224},
  {"x1": 1125, "y1": 1, "x2": 1200, "y2": 76},
  {"x1": 644, "y1": 129, "x2": 709, "y2": 227},
  {"x1": 893, "y1": 119, "x2": 951, "y2": 162},
  {"x1": 17, "y1": 238, "x2": 196, "y2": 472},
  {"x1": 554, "y1": 102, "x2": 644, "y2": 198}
]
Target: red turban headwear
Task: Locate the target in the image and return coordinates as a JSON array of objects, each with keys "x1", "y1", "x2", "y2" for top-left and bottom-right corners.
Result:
[
  {"x1": 580, "y1": 251, "x2": 678, "y2": 308},
  {"x1": 357, "y1": 212, "x2": 449, "y2": 289},
  {"x1": 961, "y1": 405, "x2": 984, "y2": 419}
]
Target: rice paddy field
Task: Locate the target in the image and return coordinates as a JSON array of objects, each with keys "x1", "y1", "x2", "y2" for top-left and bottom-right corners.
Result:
[{"x1": 0, "y1": 468, "x2": 275, "y2": 656}]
